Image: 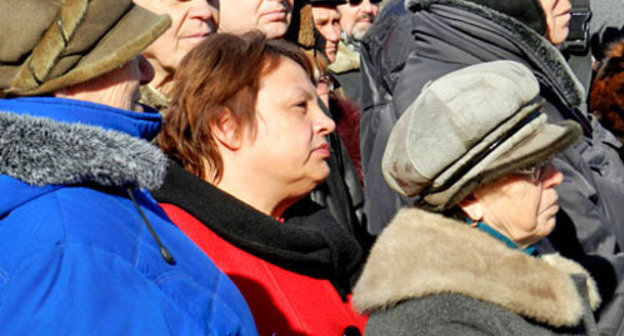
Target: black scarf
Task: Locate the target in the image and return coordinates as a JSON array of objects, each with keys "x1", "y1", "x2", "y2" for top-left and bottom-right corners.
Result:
[{"x1": 151, "y1": 159, "x2": 364, "y2": 298}]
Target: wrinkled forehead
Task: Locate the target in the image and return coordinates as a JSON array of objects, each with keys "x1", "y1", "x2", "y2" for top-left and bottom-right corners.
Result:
[{"x1": 312, "y1": 5, "x2": 341, "y2": 21}]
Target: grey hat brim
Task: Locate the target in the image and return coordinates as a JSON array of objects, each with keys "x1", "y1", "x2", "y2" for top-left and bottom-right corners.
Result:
[
  {"x1": 17, "y1": 5, "x2": 171, "y2": 96},
  {"x1": 425, "y1": 118, "x2": 582, "y2": 210}
]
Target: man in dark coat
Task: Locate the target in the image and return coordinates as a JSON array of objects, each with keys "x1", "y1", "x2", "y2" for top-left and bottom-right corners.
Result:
[
  {"x1": 329, "y1": 0, "x2": 381, "y2": 101},
  {"x1": 359, "y1": 0, "x2": 624, "y2": 334}
]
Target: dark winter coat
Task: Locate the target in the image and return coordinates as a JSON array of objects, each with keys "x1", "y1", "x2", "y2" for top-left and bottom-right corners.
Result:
[
  {"x1": 359, "y1": 2, "x2": 624, "y2": 334},
  {"x1": 329, "y1": 40, "x2": 363, "y2": 102},
  {"x1": 0, "y1": 97, "x2": 258, "y2": 336},
  {"x1": 151, "y1": 159, "x2": 367, "y2": 336},
  {"x1": 353, "y1": 208, "x2": 601, "y2": 336}
]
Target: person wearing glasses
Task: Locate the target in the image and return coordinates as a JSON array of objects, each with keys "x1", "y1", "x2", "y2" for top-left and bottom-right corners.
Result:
[
  {"x1": 329, "y1": 0, "x2": 381, "y2": 101},
  {"x1": 353, "y1": 61, "x2": 600, "y2": 336},
  {"x1": 359, "y1": 1, "x2": 624, "y2": 333}
]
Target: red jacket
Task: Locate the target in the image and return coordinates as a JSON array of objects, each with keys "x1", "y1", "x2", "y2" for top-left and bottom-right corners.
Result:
[
  {"x1": 151, "y1": 159, "x2": 367, "y2": 336},
  {"x1": 160, "y1": 203, "x2": 367, "y2": 336}
]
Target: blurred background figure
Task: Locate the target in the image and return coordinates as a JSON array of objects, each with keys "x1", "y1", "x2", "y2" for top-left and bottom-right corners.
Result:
[
  {"x1": 151, "y1": 32, "x2": 367, "y2": 336},
  {"x1": 310, "y1": 0, "x2": 343, "y2": 64},
  {"x1": 0, "y1": 1, "x2": 257, "y2": 335},
  {"x1": 307, "y1": 0, "x2": 366, "y2": 183},
  {"x1": 590, "y1": 39, "x2": 624, "y2": 159},
  {"x1": 133, "y1": 0, "x2": 219, "y2": 113},
  {"x1": 329, "y1": 0, "x2": 380, "y2": 101},
  {"x1": 285, "y1": 0, "x2": 371, "y2": 250},
  {"x1": 354, "y1": 61, "x2": 598, "y2": 336},
  {"x1": 219, "y1": 0, "x2": 294, "y2": 38}
]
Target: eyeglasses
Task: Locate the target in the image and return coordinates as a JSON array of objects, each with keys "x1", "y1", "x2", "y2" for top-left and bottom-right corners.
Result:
[
  {"x1": 515, "y1": 161, "x2": 549, "y2": 183},
  {"x1": 347, "y1": 0, "x2": 383, "y2": 5}
]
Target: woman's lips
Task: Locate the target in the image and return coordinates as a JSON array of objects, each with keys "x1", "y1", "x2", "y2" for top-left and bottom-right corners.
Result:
[
  {"x1": 313, "y1": 143, "x2": 331, "y2": 158},
  {"x1": 261, "y1": 10, "x2": 287, "y2": 22}
]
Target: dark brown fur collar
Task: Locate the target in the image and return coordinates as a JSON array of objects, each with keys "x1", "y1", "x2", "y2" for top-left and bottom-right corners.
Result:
[{"x1": 353, "y1": 208, "x2": 600, "y2": 327}]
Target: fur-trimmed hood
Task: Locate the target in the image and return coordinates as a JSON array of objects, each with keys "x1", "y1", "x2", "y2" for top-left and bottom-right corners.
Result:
[
  {"x1": 353, "y1": 208, "x2": 601, "y2": 328},
  {"x1": 0, "y1": 98, "x2": 167, "y2": 194},
  {"x1": 404, "y1": 0, "x2": 585, "y2": 108}
]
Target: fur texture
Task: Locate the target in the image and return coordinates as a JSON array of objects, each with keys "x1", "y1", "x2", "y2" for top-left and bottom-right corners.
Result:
[
  {"x1": 0, "y1": 111, "x2": 167, "y2": 189},
  {"x1": 353, "y1": 208, "x2": 601, "y2": 328},
  {"x1": 5, "y1": 2, "x2": 170, "y2": 96},
  {"x1": 329, "y1": 41, "x2": 360, "y2": 74},
  {"x1": 590, "y1": 39, "x2": 624, "y2": 138},
  {"x1": 285, "y1": 3, "x2": 316, "y2": 48},
  {"x1": 140, "y1": 84, "x2": 169, "y2": 115},
  {"x1": 10, "y1": 0, "x2": 88, "y2": 92},
  {"x1": 405, "y1": 0, "x2": 585, "y2": 107}
]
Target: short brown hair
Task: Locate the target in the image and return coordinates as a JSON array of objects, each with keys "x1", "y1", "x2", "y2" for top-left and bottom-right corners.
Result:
[{"x1": 157, "y1": 32, "x2": 315, "y2": 182}]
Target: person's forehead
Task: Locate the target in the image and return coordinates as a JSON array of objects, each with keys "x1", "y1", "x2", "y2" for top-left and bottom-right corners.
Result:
[
  {"x1": 312, "y1": 6, "x2": 341, "y2": 19},
  {"x1": 338, "y1": 0, "x2": 378, "y2": 9}
]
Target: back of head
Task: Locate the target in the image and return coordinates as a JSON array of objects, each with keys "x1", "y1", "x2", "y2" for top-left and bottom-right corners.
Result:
[{"x1": 0, "y1": 0, "x2": 170, "y2": 97}]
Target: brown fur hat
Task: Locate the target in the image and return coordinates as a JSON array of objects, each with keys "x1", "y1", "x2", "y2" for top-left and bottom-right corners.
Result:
[
  {"x1": 284, "y1": 2, "x2": 316, "y2": 49},
  {"x1": 0, "y1": 0, "x2": 170, "y2": 97},
  {"x1": 590, "y1": 39, "x2": 624, "y2": 137}
]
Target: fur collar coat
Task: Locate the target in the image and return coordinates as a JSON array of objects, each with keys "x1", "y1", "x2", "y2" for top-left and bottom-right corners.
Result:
[{"x1": 353, "y1": 208, "x2": 600, "y2": 335}]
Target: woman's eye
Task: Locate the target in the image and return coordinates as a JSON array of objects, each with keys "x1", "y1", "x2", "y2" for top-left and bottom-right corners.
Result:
[{"x1": 295, "y1": 101, "x2": 307, "y2": 110}]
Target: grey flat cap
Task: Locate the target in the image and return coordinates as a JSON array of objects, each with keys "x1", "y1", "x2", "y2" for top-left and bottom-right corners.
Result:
[{"x1": 382, "y1": 60, "x2": 581, "y2": 211}]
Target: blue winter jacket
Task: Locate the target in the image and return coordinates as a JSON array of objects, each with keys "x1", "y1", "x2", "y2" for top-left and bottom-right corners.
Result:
[{"x1": 0, "y1": 97, "x2": 258, "y2": 336}]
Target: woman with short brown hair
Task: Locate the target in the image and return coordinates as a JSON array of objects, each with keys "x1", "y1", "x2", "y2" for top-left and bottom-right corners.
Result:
[{"x1": 151, "y1": 32, "x2": 367, "y2": 336}]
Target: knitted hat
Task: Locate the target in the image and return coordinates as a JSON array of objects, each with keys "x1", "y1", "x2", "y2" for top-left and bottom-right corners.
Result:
[
  {"x1": 413, "y1": 0, "x2": 547, "y2": 35},
  {"x1": 467, "y1": 0, "x2": 546, "y2": 35},
  {"x1": 0, "y1": 0, "x2": 170, "y2": 96},
  {"x1": 382, "y1": 61, "x2": 581, "y2": 211}
]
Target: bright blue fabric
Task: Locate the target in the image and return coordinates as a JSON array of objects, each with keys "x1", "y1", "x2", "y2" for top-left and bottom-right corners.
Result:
[{"x1": 0, "y1": 98, "x2": 258, "y2": 336}]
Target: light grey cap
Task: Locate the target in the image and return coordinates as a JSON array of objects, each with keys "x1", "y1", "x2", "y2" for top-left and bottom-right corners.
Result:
[{"x1": 382, "y1": 60, "x2": 581, "y2": 211}]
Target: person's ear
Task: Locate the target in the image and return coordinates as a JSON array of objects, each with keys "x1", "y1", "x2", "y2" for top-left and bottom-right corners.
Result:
[
  {"x1": 212, "y1": 108, "x2": 242, "y2": 150},
  {"x1": 458, "y1": 194, "x2": 484, "y2": 222}
]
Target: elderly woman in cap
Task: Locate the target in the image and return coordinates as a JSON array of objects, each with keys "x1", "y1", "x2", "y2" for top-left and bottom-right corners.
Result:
[
  {"x1": 352, "y1": 61, "x2": 600, "y2": 335},
  {"x1": 0, "y1": 1, "x2": 256, "y2": 335}
]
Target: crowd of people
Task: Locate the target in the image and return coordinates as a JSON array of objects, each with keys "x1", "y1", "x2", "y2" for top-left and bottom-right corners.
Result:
[{"x1": 0, "y1": 0, "x2": 623, "y2": 335}]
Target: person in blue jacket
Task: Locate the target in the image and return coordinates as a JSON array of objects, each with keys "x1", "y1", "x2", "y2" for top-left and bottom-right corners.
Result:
[{"x1": 0, "y1": 1, "x2": 258, "y2": 335}]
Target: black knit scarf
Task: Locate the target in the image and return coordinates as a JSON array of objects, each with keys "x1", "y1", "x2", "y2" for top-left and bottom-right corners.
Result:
[{"x1": 150, "y1": 159, "x2": 364, "y2": 298}]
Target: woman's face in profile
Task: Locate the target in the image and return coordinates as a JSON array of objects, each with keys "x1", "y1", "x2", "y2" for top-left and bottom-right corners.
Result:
[
  {"x1": 465, "y1": 164, "x2": 564, "y2": 246},
  {"x1": 237, "y1": 57, "x2": 336, "y2": 196}
]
